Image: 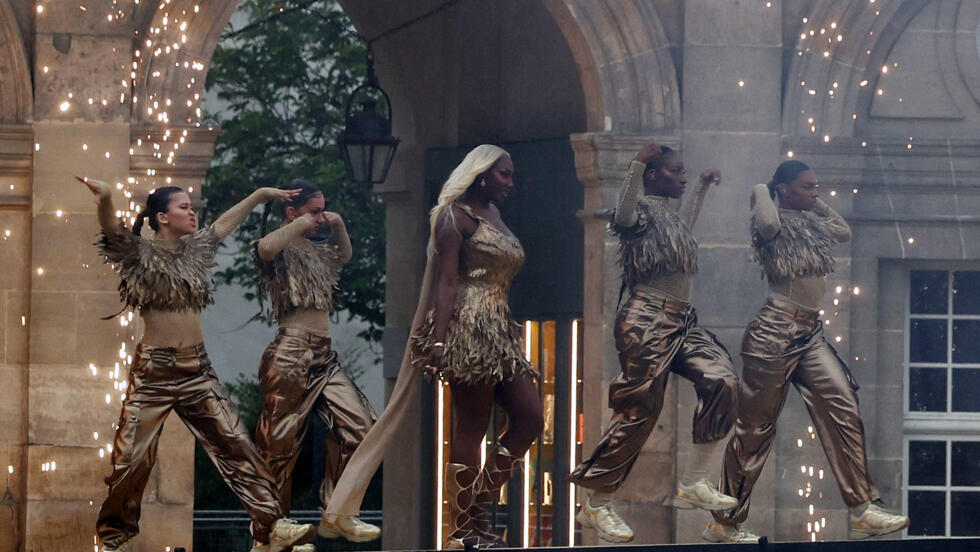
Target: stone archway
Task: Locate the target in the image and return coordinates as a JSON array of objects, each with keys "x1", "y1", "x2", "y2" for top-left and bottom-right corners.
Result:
[
  {"x1": 137, "y1": 1, "x2": 603, "y2": 549},
  {"x1": 0, "y1": 0, "x2": 31, "y2": 123},
  {"x1": 131, "y1": 0, "x2": 240, "y2": 127},
  {"x1": 13, "y1": 0, "x2": 672, "y2": 548},
  {"x1": 781, "y1": 0, "x2": 934, "y2": 138},
  {"x1": 542, "y1": 0, "x2": 681, "y2": 134}
]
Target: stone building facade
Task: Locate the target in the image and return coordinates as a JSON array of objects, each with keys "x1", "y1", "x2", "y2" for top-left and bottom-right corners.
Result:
[{"x1": 1, "y1": 1, "x2": 978, "y2": 550}]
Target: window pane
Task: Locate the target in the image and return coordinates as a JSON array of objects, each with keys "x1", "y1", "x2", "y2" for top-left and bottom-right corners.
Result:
[
  {"x1": 952, "y1": 369, "x2": 980, "y2": 412},
  {"x1": 910, "y1": 319, "x2": 947, "y2": 363},
  {"x1": 909, "y1": 440, "x2": 946, "y2": 486},
  {"x1": 911, "y1": 270, "x2": 948, "y2": 314},
  {"x1": 953, "y1": 271, "x2": 980, "y2": 315},
  {"x1": 951, "y1": 441, "x2": 980, "y2": 487},
  {"x1": 953, "y1": 320, "x2": 980, "y2": 364},
  {"x1": 908, "y1": 490, "x2": 946, "y2": 536},
  {"x1": 951, "y1": 492, "x2": 980, "y2": 536},
  {"x1": 910, "y1": 368, "x2": 947, "y2": 412}
]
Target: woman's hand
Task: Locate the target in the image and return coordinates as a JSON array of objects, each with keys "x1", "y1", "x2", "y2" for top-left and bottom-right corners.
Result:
[
  {"x1": 76, "y1": 176, "x2": 119, "y2": 235},
  {"x1": 259, "y1": 187, "x2": 302, "y2": 203},
  {"x1": 699, "y1": 168, "x2": 721, "y2": 186},
  {"x1": 322, "y1": 211, "x2": 343, "y2": 227},
  {"x1": 75, "y1": 176, "x2": 111, "y2": 200},
  {"x1": 634, "y1": 142, "x2": 662, "y2": 165},
  {"x1": 423, "y1": 345, "x2": 446, "y2": 379}
]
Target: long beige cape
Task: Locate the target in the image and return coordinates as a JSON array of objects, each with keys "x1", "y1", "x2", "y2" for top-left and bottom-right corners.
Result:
[{"x1": 322, "y1": 242, "x2": 439, "y2": 520}]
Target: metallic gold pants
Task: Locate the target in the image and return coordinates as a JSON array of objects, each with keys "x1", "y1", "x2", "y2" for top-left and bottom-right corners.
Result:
[
  {"x1": 97, "y1": 343, "x2": 283, "y2": 546},
  {"x1": 255, "y1": 327, "x2": 377, "y2": 512},
  {"x1": 569, "y1": 289, "x2": 737, "y2": 493},
  {"x1": 714, "y1": 294, "x2": 879, "y2": 525}
]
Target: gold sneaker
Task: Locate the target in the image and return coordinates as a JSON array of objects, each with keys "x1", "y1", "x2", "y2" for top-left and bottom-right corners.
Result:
[
  {"x1": 850, "y1": 504, "x2": 909, "y2": 540},
  {"x1": 575, "y1": 496, "x2": 634, "y2": 543},
  {"x1": 702, "y1": 521, "x2": 760, "y2": 543},
  {"x1": 267, "y1": 518, "x2": 316, "y2": 552},
  {"x1": 673, "y1": 479, "x2": 739, "y2": 511},
  {"x1": 318, "y1": 515, "x2": 381, "y2": 543}
]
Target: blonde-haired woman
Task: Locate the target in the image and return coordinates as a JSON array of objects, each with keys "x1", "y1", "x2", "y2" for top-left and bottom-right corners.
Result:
[{"x1": 317, "y1": 145, "x2": 542, "y2": 549}]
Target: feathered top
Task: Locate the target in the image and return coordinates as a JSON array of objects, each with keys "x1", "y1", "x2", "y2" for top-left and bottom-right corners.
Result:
[
  {"x1": 752, "y1": 211, "x2": 838, "y2": 282},
  {"x1": 97, "y1": 225, "x2": 220, "y2": 312},
  {"x1": 612, "y1": 196, "x2": 699, "y2": 289},
  {"x1": 255, "y1": 237, "x2": 344, "y2": 322}
]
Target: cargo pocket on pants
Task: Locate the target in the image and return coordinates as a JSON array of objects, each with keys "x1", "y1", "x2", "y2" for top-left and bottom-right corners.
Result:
[
  {"x1": 210, "y1": 388, "x2": 247, "y2": 437},
  {"x1": 115, "y1": 404, "x2": 141, "y2": 465}
]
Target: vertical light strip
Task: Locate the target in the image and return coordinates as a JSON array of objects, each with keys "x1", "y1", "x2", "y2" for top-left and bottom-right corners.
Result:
[
  {"x1": 523, "y1": 449, "x2": 531, "y2": 548},
  {"x1": 522, "y1": 321, "x2": 533, "y2": 548},
  {"x1": 524, "y1": 321, "x2": 532, "y2": 360},
  {"x1": 436, "y1": 381, "x2": 445, "y2": 550},
  {"x1": 569, "y1": 319, "x2": 579, "y2": 545}
]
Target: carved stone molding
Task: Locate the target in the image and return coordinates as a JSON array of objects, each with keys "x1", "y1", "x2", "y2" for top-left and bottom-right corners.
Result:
[{"x1": 0, "y1": 0, "x2": 32, "y2": 123}]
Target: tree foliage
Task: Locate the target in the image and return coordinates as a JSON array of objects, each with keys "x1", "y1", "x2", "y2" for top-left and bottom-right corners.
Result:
[{"x1": 203, "y1": 0, "x2": 384, "y2": 342}]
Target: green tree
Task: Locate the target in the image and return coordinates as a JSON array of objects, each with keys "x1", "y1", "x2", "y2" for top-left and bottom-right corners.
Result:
[
  {"x1": 203, "y1": 0, "x2": 385, "y2": 342},
  {"x1": 195, "y1": 4, "x2": 384, "y2": 521}
]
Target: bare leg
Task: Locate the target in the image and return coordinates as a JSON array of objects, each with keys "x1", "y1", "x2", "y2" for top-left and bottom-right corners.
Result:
[
  {"x1": 448, "y1": 380, "x2": 496, "y2": 465},
  {"x1": 494, "y1": 372, "x2": 545, "y2": 456}
]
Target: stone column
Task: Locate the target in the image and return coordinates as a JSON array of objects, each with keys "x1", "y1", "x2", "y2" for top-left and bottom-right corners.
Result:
[
  {"x1": 676, "y1": 0, "x2": 783, "y2": 542},
  {"x1": 0, "y1": 124, "x2": 33, "y2": 552},
  {"x1": 24, "y1": 4, "x2": 205, "y2": 548},
  {"x1": 376, "y1": 145, "x2": 432, "y2": 550}
]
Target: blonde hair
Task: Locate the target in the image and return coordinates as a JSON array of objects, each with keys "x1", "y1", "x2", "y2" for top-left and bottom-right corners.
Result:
[{"x1": 428, "y1": 144, "x2": 509, "y2": 251}]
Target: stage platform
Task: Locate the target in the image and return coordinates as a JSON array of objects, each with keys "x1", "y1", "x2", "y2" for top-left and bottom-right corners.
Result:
[{"x1": 472, "y1": 539, "x2": 980, "y2": 552}]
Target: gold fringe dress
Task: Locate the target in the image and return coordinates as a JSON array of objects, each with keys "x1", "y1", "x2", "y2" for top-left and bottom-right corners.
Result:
[
  {"x1": 319, "y1": 202, "x2": 535, "y2": 523},
  {"x1": 411, "y1": 203, "x2": 537, "y2": 385}
]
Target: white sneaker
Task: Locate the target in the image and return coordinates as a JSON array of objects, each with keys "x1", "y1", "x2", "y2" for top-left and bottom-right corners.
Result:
[
  {"x1": 850, "y1": 503, "x2": 909, "y2": 540},
  {"x1": 318, "y1": 515, "x2": 381, "y2": 543},
  {"x1": 673, "y1": 479, "x2": 739, "y2": 511},
  {"x1": 702, "y1": 521, "x2": 760, "y2": 543},
  {"x1": 267, "y1": 518, "x2": 316, "y2": 552},
  {"x1": 575, "y1": 496, "x2": 634, "y2": 543},
  {"x1": 250, "y1": 543, "x2": 315, "y2": 552},
  {"x1": 102, "y1": 544, "x2": 129, "y2": 552}
]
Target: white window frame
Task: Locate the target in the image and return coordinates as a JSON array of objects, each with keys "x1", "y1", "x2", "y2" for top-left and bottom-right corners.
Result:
[
  {"x1": 903, "y1": 435, "x2": 980, "y2": 538},
  {"x1": 904, "y1": 269, "x2": 980, "y2": 421},
  {"x1": 903, "y1": 264, "x2": 980, "y2": 538}
]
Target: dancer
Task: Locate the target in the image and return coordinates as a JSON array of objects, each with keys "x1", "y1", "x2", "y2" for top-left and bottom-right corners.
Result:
[
  {"x1": 568, "y1": 143, "x2": 739, "y2": 543},
  {"x1": 703, "y1": 161, "x2": 909, "y2": 543},
  {"x1": 78, "y1": 177, "x2": 315, "y2": 552},
  {"x1": 319, "y1": 145, "x2": 543, "y2": 549},
  {"x1": 252, "y1": 179, "x2": 378, "y2": 546}
]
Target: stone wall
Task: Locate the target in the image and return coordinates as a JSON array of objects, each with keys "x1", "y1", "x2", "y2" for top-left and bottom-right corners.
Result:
[
  {"x1": 2, "y1": 0, "x2": 979, "y2": 550},
  {"x1": 0, "y1": 1, "x2": 223, "y2": 550}
]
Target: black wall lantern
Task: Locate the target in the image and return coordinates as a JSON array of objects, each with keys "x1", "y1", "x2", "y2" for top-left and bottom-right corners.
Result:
[{"x1": 339, "y1": 55, "x2": 400, "y2": 185}]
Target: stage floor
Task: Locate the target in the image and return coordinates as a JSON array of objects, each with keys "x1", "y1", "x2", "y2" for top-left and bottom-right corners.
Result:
[{"x1": 474, "y1": 539, "x2": 980, "y2": 552}]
